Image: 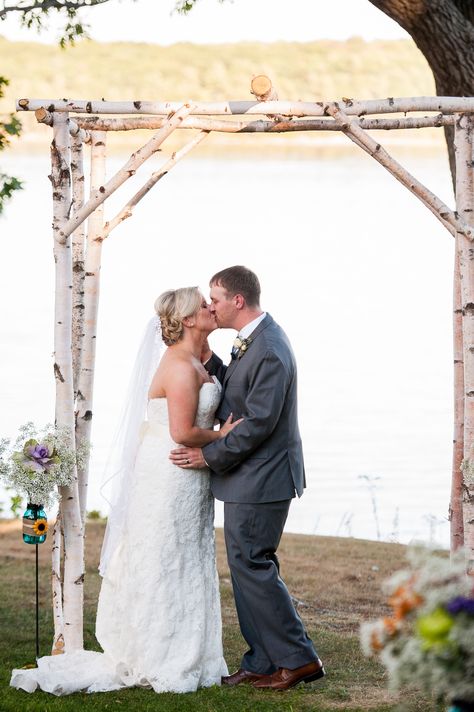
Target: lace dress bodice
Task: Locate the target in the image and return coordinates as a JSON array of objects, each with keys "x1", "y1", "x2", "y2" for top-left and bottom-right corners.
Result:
[{"x1": 147, "y1": 377, "x2": 221, "y2": 430}]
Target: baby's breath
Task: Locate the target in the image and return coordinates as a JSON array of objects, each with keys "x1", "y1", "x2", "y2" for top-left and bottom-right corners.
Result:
[
  {"x1": 361, "y1": 547, "x2": 474, "y2": 704},
  {"x1": 0, "y1": 423, "x2": 90, "y2": 509}
]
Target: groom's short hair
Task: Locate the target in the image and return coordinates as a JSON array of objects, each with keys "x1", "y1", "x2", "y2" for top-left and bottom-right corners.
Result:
[{"x1": 210, "y1": 265, "x2": 261, "y2": 307}]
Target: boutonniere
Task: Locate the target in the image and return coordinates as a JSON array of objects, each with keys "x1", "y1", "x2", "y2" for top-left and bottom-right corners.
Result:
[{"x1": 233, "y1": 336, "x2": 253, "y2": 359}]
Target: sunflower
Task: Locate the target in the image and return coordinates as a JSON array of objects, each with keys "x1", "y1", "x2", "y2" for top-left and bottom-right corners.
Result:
[{"x1": 33, "y1": 519, "x2": 48, "y2": 536}]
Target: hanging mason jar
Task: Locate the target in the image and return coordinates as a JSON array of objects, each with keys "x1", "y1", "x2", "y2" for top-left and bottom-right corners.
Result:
[
  {"x1": 22, "y1": 503, "x2": 48, "y2": 544},
  {"x1": 447, "y1": 702, "x2": 474, "y2": 712}
]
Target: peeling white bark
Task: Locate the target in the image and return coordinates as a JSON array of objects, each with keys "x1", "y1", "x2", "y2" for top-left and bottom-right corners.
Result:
[
  {"x1": 17, "y1": 95, "x2": 474, "y2": 117},
  {"x1": 74, "y1": 114, "x2": 456, "y2": 133}
]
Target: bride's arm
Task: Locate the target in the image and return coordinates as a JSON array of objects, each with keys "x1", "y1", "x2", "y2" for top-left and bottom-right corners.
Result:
[{"x1": 165, "y1": 362, "x2": 238, "y2": 447}]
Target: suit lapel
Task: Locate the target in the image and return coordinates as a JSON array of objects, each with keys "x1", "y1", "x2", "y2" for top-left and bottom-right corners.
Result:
[{"x1": 223, "y1": 314, "x2": 273, "y2": 386}]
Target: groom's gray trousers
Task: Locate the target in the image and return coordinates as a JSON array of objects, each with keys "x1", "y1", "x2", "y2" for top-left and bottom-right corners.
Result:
[{"x1": 224, "y1": 499, "x2": 318, "y2": 674}]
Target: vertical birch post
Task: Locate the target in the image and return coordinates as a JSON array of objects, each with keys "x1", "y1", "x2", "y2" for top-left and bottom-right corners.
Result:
[
  {"x1": 50, "y1": 112, "x2": 84, "y2": 652},
  {"x1": 71, "y1": 136, "x2": 86, "y2": 396},
  {"x1": 454, "y1": 113, "x2": 474, "y2": 570},
  {"x1": 451, "y1": 250, "x2": 465, "y2": 552},
  {"x1": 76, "y1": 131, "x2": 107, "y2": 524}
]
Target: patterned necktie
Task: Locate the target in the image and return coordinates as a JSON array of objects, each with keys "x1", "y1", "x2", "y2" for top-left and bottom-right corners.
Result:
[{"x1": 231, "y1": 335, "x2": 241, "y2": 360}]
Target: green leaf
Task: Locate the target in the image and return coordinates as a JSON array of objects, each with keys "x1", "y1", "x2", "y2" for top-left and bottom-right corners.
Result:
[{"x1": 0, "y1": 174, "x2": 24, "y2": 215}]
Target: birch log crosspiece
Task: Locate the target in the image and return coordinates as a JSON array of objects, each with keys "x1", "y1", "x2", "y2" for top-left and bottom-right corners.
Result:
[
  {"x1": 17, "y1": 96, "x2": 474, "y2": 117},
  {"x1": 75, "y1": 115, "x2": 456, "y2": 133},
  {"x1": 60, "y1": 104, "x2": 194, "y2": 240},
  {"x1": 76, "y1": 131, "x2": 107, "y2": 524},
  {"x1": 36, "y1": 107, "x2": 90, "y2": 145},
  {"x1": 50, "y1": 113, "x2": 84, "y2": 653},
  {"x1": 454, "y1": 114, "x2": 474, "y2": 571}
]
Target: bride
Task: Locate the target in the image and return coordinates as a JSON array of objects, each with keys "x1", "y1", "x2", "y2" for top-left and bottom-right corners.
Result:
[{"x1": 11, "y1": 287, "x2": 240, "y2": 696}]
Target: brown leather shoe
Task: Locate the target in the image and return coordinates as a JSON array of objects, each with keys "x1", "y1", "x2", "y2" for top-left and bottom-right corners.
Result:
[
  {"x1": 252, "y1": 658, "x2": 325, "y2": 690},
  {"x1": 221, "y1": 668, "x2": 268, "y2": 686}
]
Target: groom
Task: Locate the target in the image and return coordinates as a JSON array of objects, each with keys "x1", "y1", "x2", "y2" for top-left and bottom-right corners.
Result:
[{"x1": 170, "y1": 265, "x2": 324, "y2": 690}]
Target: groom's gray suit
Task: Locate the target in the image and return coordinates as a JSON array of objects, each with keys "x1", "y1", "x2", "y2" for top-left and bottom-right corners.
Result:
[{"x1": 203, "y1": 314, "x2": 318, "y2": 674}]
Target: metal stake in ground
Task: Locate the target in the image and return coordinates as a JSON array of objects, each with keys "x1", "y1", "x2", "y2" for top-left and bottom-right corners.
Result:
[{"x1": 35, "y1": 544, "x2": 39, "y2": 660}]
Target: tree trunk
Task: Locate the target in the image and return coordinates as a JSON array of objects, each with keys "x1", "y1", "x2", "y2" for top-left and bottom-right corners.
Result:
[{"x1": 368, "y1": 0, "x2": 474, "y2": 184}]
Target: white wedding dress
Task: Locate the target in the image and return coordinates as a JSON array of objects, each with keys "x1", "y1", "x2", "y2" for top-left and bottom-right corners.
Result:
[{"x1": 11, "y1": 379, "x2": 228, "y2": 695}]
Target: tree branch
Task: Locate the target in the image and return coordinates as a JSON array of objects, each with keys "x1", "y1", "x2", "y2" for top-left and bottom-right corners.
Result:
[{"x1": 0, "y1": 0, "x2": 110, "y2": 18}]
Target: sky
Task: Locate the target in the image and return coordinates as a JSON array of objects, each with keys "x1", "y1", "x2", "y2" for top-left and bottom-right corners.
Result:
[{"x1": 0, "y1": 0, "x2": 409, "y2": 45}]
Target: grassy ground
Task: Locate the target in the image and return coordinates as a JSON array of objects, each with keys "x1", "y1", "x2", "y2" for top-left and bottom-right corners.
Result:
[{"x1": 0, "y1": 521, "x2": 441, "y2": 712}]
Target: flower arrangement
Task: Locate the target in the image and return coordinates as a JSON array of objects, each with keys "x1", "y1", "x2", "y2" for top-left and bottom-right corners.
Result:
[
  {"x1": 0, "y1": 422, "x2": 90, "y2": 509},
  {"x1": 361, "y1": 548, "x2": 474, "y2": 706},
  {"x1": 233, "y1": 336, "x2": 253, "y2": 359}
]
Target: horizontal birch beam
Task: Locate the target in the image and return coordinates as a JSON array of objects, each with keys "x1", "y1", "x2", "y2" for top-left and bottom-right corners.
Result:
[
  {"x1": 73, "y1": 114, "x2": 455, "y2": 133},
  {"x1": 103, "y1": 129, "x2": 209, "y2": 238},
  {"x1": 326, "y1": 103, "x2": 465, "y2": 239},
  {"x1": 59, "y1": 103, "x2": 193, "y2": 241},
  {"x1": 35, "y1": 107, "x2": 91, "y2": 144},
  {"x1": 16, "y1": 96, "x2": 474, "y2": 118}
]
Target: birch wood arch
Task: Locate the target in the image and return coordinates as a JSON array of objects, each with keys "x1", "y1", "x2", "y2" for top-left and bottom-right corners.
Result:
[{"x1": 15, "y1": 79, "x2": 474, "y2": 654}]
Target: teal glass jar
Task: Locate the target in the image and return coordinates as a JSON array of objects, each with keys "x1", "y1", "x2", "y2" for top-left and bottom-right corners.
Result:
[{"x1": 22, "y1": 503, "x2": 48, "y2": 544}]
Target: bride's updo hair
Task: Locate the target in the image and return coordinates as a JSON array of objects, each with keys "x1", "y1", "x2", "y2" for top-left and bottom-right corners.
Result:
[{"x1": 154, "y1": 287, "x2": 202, "y2": 346}]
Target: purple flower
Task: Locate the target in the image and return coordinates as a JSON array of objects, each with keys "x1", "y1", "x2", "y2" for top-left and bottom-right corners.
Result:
[
  {"x1": 12, "y1": 439, "x2": 60, "y2": 474},
  {"x1": 445, "y1": 595, "x2": 474, "y2": 616}
]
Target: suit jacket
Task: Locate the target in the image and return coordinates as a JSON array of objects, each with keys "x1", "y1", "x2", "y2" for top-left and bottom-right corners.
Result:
[{"x1": 203, "y1": 314, "x2": 306, "y2": 503}]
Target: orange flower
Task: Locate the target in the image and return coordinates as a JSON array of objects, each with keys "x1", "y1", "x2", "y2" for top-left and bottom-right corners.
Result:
[
  {"x1": 388, "y1": 582, "x2": 423, "y2": 619},
  {"x1": 382, "y1": 616, "x2": 400, "y2": 636},
  {"x1": 370, "y1": 629, "x2": 384, "y2": 652}
]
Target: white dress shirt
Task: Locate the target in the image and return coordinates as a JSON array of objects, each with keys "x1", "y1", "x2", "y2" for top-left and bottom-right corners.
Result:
[{"x1": 237, "y1": 312, "x2": 267, "y2": 341}]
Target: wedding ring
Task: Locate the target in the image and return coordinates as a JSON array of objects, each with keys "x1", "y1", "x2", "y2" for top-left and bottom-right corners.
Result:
[{"x1": 186, "y1": 459, "x2": 190, "y2": 464}]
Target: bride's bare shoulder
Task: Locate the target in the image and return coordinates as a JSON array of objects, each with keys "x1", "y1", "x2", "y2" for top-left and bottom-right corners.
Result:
[{"x1": 149, "y1": 350, "x2": 198, "y2": 398}]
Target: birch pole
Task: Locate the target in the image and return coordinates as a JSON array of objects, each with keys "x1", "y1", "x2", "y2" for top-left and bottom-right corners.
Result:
[
  {"x1": 454, "y1": 113, "x2": 474, "y2": 570},
  {"x1": 451, "y1": 248, "x2": 465, "y2": 551},
  {"x1": 103, "y1": 130, "x2": 208, "y2": 237},
  {"x1": 71, "y1": 136, "x2": 86, "y2": 396},
  {"x1": 76, "y1": 131, "x2": 107, "y2": 524},
  {"x1": 326, "y1": 103, "x2": 465, "y2": 238},
  {"x1": 50, "y1": 112, "x2": 84, "y2": 652}
]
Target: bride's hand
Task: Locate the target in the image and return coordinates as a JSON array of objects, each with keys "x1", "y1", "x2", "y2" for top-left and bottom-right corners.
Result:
[{"x1": 219, "y1": 413, "x2": 243, "y2": 438}]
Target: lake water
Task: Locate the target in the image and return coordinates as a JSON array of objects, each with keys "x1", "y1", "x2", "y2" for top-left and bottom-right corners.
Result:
[{"x1": 0, "y1": 137, "x2": 456, "y2": 547}]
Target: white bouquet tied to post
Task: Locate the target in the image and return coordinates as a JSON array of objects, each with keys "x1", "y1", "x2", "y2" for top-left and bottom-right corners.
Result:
[{"x1": 0, "y1": 422, "x2": 90, "y2": 509}]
